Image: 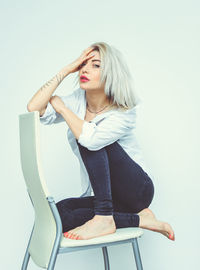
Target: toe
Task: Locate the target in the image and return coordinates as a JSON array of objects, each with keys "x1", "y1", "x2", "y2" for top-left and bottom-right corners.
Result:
[
  {"x1": 71, "y1": 234, "x2": 77, "y2": 239},
  {"x1": 64, "y1": 230, "x2": 74, "y2": 237},
  {"x1": 63, "y1": 232, "x2": 68, "y2": 238},
  {"x1": 169, "y1": 233, "x2": 175, "y2": 241},
  {"x1": 168, "y1": 234, "x2": 173, "y2": 240},
  {"x1": 65, "y1": 233, "x2": 72, "y2": 238},
  {"x1": 73, "y1": 234, "x2": 80, "y2": 240}
]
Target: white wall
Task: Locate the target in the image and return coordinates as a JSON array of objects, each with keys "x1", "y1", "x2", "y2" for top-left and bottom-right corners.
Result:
[{"x1": 1, "y1": 0, "x2": 199, "y2": 269}]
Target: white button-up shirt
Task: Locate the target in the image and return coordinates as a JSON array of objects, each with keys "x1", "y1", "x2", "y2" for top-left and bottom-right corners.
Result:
[{"x1": 40, "y1": 88, "x2": 153, "y2": 197}]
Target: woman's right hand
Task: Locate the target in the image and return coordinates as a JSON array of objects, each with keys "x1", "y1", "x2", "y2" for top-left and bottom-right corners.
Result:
[{"x1": 64, "y1": 46, "x2": 96, "y2": 75}]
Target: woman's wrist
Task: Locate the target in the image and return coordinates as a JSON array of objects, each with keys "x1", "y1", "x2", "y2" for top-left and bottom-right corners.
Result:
[{"x1": 58, "y1": 66, "x2": 72, "y2": 78}]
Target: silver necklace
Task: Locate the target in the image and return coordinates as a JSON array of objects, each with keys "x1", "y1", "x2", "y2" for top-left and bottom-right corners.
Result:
[{"x1": 86, "y1": 102, "x2": 109, "y2": 115}]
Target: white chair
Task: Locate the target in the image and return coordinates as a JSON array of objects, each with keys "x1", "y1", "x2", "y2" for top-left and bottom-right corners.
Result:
[{"x1": 19, "y1": 111, "x2": 144, "y2": 270}]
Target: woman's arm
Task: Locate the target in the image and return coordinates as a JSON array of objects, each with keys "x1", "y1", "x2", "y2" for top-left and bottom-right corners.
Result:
[
  {"x1": 59, "y1": 106, "x2": 84, "y2": 139},
  {"x1": 77, "y1": 110, "x2": 136, "y2": 150},
  {"x1": 27, "y1": 67, "x2": 71, "y2": 116},
  {"x1": 27, "y1": 46, "x2": 95, "y2": 117}
]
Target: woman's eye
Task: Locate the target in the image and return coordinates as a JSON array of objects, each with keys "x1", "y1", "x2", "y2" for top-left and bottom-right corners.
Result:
[
  {"x1": 78, "y1": 62, "x2": 85, "y2": 69},
  {"x1": 79, "y1": 62, "x2": 100, "y2": 69}
]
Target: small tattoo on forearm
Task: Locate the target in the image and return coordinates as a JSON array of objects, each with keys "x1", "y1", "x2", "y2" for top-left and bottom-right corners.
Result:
[
  {"x1": 56, "y1": 73, "x2": 64, "y2": 84},
  {"x1": 40, "y1": 74, "x2": 63, "y2": 91}
]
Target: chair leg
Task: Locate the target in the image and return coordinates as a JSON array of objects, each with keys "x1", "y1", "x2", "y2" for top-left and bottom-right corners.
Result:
[
  {"x1": 21, "y1": 248, "x2": 30, "y2": 270},
  {"x1": 47, "y1": 253, "x2": 57, "y2": 270},
  {"x1": 21, "y1": 225, "x2": 34, "y2": 270},
  {"x1": 132, "y1": 238, "x2": 143, "y2": 270},
  {"x1": 47, "y1": 197, "x2": 63, "y2": 270},
  {"x1": 102, "y1": 246, "x2": 110, "y2": 270}
]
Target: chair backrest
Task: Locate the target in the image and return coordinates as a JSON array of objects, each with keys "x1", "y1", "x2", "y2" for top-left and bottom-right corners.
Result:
[{"x1": 19, "y1": 111, "x2": 58, "y2": 268}]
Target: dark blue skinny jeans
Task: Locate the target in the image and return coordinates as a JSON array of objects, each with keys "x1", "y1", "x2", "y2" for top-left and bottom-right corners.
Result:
[{"x1": 56, "y1": 141, "x2": 154, "y2": 232}]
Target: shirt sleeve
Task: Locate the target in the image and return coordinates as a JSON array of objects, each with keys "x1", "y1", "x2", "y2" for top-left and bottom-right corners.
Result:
[
  {"x1": 78, "y1": 110, "x2": 136, "y2": 151},
  {"x1": 39, "y1": 89, "x2": 80, "y2": 125}
]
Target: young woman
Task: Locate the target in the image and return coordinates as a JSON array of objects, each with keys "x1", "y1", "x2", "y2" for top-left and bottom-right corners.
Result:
[{"x1": 27, "y1": 42, "x2": 175, "y2": 241}]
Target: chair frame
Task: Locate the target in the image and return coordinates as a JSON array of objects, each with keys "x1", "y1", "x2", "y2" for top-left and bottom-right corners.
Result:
[
  {"x1": 22, "y1": 196, "x2": 143, "y2": 270},
  {"x1": 19, "y1": 111, "x2": 144, "y2": 270}
]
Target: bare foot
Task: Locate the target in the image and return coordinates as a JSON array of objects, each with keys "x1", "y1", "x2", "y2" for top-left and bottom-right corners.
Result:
[
  {"x1": 138, "y1": 208, "x2": 175, "y2": 241},
  {"x1": 63, "y1": 215, "x2": 116, "y2": 240}
]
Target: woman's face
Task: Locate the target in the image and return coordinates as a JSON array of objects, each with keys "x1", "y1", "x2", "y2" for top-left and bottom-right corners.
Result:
[{"x1": 78, "y1": 50, "x2": 105, "y2": 91}]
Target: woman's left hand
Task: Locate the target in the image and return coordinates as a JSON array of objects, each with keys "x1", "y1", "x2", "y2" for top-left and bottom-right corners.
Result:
[{"x1": 49, "y1": 95, "x2": 66, "y2": 114}]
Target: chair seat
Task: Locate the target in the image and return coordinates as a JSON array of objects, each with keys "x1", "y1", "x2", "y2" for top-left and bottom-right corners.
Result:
[{"x1": 60, "y1": 227, "x2": 144, "y2": 247}]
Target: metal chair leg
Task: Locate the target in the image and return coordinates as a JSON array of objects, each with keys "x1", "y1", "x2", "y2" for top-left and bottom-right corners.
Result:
[
  {"x1": 21, "y1": 249, "x2": 30, "y2": 270},
  {"x1": 102, "y1": 246, "x2": 110, "y2": 270},
  {"x1": 47, "y1": 197, "x2": 63, "y2": 270},
  {"x1": 47, "y1": 253, "x2": 57, "y2": 270},
  {"x1": 132, "y1": 238, "x2": 143, "y2": 270},
  {"x1": 21, "y1": 224, "x2": 34, "y2": 270}
]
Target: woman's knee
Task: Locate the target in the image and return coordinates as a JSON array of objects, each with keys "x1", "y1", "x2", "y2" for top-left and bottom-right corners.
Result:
[
  {"x1": 104, "y1": 141, "x2": 129, "y2": 164},
  {"x1": 76, "y1": 139, "x2": 119, "y2": 153},
  {"x1": 139, "y1": 180, "x2": 155, "y2": 210}
]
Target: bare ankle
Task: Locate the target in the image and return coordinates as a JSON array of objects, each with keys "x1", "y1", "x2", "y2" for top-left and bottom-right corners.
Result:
[
  {"x1": 93, "y1": 215, "x2": 114, "y2": 224},
  {"x1": 138, "y1": 216, "x2": 145, "y2": 228},
  {"x1": 94, "y1": 214, "x2": 113, "y2": 219}
]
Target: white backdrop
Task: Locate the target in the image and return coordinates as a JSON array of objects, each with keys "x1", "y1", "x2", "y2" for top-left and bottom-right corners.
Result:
[{"x1": 1, "y1": 1, "x2": 199, "y2": 269}]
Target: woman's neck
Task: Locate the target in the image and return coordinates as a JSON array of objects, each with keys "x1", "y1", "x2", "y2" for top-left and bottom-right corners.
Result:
[{"x1": 85, "y1": 90, "x2": 111, "y2": 111}]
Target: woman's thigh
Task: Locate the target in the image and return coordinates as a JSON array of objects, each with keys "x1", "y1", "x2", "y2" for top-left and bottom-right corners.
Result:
[
  {"x1": 105, "y1": 142, "x2": 155, "y2": 213},
  {"x1": 56, "y1": 196, "x2": 96, "y2": 231},
  {"x1": 56, "y1": 196, "x2": 95, "y2": 213},
  {"x1": 56, "y1": 141, "x2": 155, "y2": 215},
  {"x1": 56, "y1": 194, "x2": 135, "y2": 216}
]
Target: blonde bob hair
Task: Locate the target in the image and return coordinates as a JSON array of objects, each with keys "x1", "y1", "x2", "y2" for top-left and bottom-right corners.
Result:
[{"x1": 74, "y1": 42, "x2": 141, "y2": 110}]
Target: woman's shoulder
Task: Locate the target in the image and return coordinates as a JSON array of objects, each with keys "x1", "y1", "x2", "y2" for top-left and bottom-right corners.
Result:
[
  {"x1": 111, "y1": 105, "x2": 138, "y2": 117},
  {"x1": 104, "y1": 104, "x2": 140, "y2": 127},
  {"x1": 97, "y1": 106, "x2": 136, "y2": 127}
]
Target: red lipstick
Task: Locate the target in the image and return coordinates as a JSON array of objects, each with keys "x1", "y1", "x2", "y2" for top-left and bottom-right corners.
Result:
[{"x1": 80, "y1": 75, "x2": 89, "y2": 82}]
